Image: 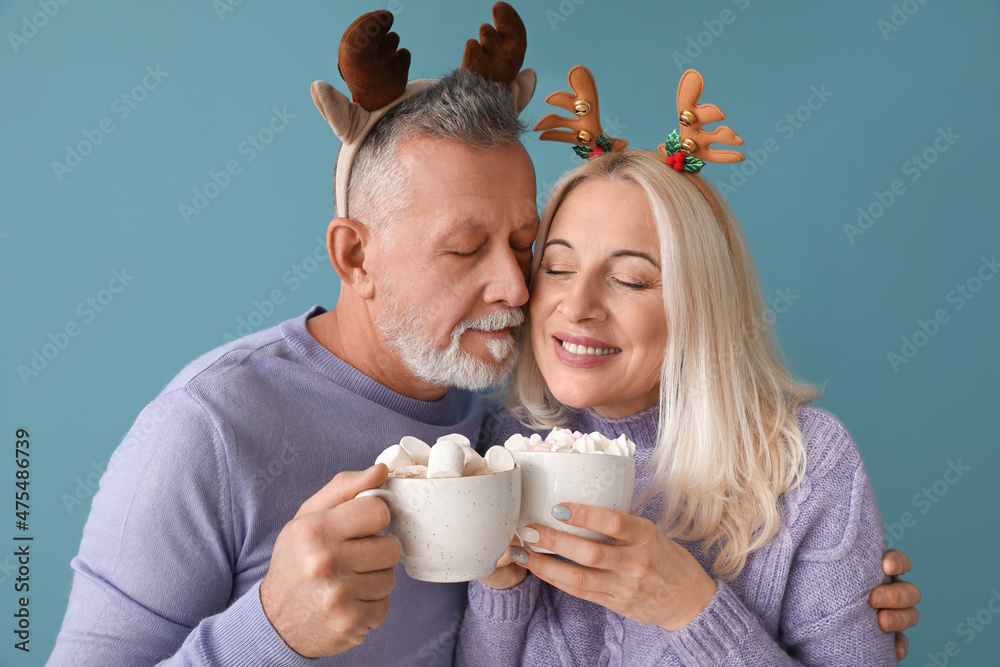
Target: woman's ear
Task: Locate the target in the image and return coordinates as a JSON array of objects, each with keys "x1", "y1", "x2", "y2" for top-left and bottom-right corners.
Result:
[{"x1": 326, "y1": 217, "x2": 376, "y2": 300}]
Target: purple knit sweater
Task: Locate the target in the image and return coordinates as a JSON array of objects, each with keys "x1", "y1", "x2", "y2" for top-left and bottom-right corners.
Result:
[
  {"x1": 49, "y1": 306, "x2": 488, "y2": 666},
  {"x1": 457, "y1": 404, "x2": 899, "y2": 666}
]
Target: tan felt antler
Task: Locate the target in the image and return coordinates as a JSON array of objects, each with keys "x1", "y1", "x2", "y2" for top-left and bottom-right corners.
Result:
[
  {"x1": 338, "y1": 10, "x2": 411, "y2": 111},
  {"x1": 463, "y1": 2, "x2": 525, "y2": 86},
  {"x1": 534, "y1": 65, "x2": 628, "y2": 151},
  {"x1": 662, "y1": 69, "x2": 743, "y2": 163}
]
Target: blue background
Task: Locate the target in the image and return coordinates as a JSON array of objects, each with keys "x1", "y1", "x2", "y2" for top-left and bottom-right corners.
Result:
[{"x1": 2, "y1": 0, "x2": 998, "y2": 663}]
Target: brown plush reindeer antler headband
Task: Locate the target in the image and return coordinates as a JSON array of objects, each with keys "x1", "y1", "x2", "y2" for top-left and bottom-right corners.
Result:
[
  {"x1": 311, "y1": 2, "x2": 537, "y2": 218},
  {"x1": 535, "y1": 66, "x2": 744, "y2": 236}
]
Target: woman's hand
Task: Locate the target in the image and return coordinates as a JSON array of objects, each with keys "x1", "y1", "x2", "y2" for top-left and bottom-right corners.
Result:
[
  {"x1": 510, "y1": 503, "x2": 717, "y2": 631},
  {"x1": 480, "y1": 538, "x2": 529, "y2": 590}
]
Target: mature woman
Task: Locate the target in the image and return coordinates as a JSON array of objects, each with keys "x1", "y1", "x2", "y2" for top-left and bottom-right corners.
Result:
[{"x1": 457, "y1": 149, "x2": 903, "y2": 665}]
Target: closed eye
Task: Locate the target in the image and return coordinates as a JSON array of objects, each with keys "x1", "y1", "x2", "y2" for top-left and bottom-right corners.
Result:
[{"x1": 613, "y1": 278, "x2": 650, "y2": 289}]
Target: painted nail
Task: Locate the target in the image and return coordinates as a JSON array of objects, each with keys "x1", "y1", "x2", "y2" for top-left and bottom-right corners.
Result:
[
  {"x1": 520, "y1": 527, "x2": 540, "y2": 543},
  {"x1": 551, "y1": 505, "x2": 572, "y2": 521},
  {"x1": 510, "y1": 547, "x2": 529, "y2": 565}
]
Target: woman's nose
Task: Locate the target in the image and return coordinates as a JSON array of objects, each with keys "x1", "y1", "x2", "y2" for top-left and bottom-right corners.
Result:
[{"x1": 556, "y1": 278, "x2": 606, "y2": 323}]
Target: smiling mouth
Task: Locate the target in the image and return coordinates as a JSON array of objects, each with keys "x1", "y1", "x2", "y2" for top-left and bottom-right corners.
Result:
[{"x1": 556, "y1": 338, "x2": 622, "y2": 356}]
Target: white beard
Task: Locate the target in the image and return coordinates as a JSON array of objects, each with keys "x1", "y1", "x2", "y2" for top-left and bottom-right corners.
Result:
[{"x1": 377, "y1": 288, "x2": 524, "y2": 391}]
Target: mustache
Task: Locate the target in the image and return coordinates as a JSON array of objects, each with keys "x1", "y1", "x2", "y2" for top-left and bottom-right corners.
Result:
[{"x1": 455, "y1": 308, "x2": 525, "y2": 335}]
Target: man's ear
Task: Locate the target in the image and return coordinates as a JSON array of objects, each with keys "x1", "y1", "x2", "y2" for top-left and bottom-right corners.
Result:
[{"x1": 326, "y1": 217, "x2": 376, "y2": 300}]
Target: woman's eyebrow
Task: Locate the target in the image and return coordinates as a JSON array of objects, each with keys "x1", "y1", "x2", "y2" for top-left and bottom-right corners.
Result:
[
  {"x1": 612, "y1": 249, "x2": 661, "y2": 269},
  {"x1": 543, "y1": 239, "x2": 572, "y2": 250}
]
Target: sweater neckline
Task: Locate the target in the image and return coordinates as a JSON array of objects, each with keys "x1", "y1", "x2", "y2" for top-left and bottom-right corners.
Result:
[
  {"x1": 573, "y1": 403, "x2": 660, "y2": 450},
  {"x1": 279, "y1": 305, "x2": 468, "y2": 423}
]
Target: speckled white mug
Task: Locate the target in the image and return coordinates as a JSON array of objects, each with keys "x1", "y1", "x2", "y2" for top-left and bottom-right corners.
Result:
[
  {"x1": 356, "y1": 467, "x2": 521, "y2": 582},
  {"x1": 510, "y1": 450, "x2": 635, "y2": 554}
]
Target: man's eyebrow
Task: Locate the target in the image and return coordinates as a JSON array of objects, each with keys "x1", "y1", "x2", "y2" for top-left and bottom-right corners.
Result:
[{"x1": 612, "y1": 249, "x2": 661, "y2": 269}]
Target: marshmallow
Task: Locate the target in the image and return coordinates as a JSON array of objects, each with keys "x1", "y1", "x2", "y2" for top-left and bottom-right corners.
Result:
[
  {"x1": 484, "y1": 445, "x2": 516, "y2": 472},
  {"x1": 399, "y1": 436, "x2": 431, "y2": 466},
  {"x1": 427, "y1": 440, "x2": 466, "y2": 478},
  {"x1": 504, "y1": 434, "x2": 529, "y2": 451},
  {"x1": 528, "y1": 433, "x2": 544, "y2": 448},
  {"x1": 391, "y1": 465, "x2": 428, "y2": 478},
  {"x1": 573, "y1": 433, "x2": 600, "y2": 454},
  {"x1": 545, "y1": 427, "x2": 573, "y2": 443},
  {"x1": 437, "y1": 433, "x2": 471, "y2": 448},
  {"x1": 375, "y1": 444, "x2": 415, "y2": 472},
  {"x1": 461, "y1": 444, "x2": 486, "y2": 475},
  {"x1": 472, "y1": 465, "x2": 496, "y2": 476}
]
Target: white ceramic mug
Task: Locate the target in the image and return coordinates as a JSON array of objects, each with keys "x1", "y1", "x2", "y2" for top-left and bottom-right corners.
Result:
[
  {"x1": 356, "y1": 467, "x2": 521, "y2": 582},
  {"x1": 510, "y1": 450, "x2": 635, "y2": 553}
]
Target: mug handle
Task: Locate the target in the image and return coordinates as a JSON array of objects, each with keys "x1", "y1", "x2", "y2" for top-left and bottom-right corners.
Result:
[
  {"x1": 354, "y1": 488, "x2": 394, "y2": 538},
  {"x1": 355, "y1": 488, "x2": 393, "y2": 503}
]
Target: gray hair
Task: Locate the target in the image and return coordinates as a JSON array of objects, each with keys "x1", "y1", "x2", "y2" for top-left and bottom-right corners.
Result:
[{"x1": 340, "y1": 68, "x2": 527, "y2": 239}]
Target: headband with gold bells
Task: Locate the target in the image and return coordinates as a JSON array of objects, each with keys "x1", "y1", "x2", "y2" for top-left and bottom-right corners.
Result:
[
  {"x1": 311, "y1": 2, "x2": 537, "y2": 219},
  {"x1": 534, "y1": 66, "x2": 744, "y2": 236}
]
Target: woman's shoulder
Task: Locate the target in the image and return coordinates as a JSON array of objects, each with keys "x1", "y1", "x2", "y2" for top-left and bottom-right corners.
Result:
[
  {"x1": 794, "y1": 403, "x2": 865, "y2": 482},
  {"x1": 783, "y1": 404, "x2": 879, "y2": 543}
]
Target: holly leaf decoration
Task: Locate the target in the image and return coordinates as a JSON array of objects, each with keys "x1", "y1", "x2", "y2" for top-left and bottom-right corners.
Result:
[
  {"x1": 663, "y1": 130, "x2": 681, "y2": 155},
  {"x1": 595, "y1": 133, "x2": 613, "y2": 152},
  {"x1": 683, "y1": 157, "x2": 705, "y2": 173},
  {"x1": 573, "y1": 145, "x2": 593, "y2": 159}
]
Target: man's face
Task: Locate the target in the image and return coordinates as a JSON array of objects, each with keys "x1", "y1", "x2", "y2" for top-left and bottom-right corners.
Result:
[{"x1": 372, "y1": 135, "x2": 539, "y2": 391}]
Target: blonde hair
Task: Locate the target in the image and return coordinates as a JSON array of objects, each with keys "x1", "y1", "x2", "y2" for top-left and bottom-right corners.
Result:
[{"x1": 508, "y1": 150, "x2": 822, "y2": 579}]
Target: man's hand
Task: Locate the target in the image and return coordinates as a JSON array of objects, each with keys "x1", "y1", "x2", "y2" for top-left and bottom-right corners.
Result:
[
  {"x1": 260, "y1": 464, "x2": 399, "y2": 658},
  {"x1": 870, "y1": 549, "x2": 921, "y2": 660}
]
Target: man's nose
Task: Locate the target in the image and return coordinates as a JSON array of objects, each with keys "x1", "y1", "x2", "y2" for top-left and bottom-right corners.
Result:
[{"x1": 483, "y1": 245, "x2": 530, "y2": 308}]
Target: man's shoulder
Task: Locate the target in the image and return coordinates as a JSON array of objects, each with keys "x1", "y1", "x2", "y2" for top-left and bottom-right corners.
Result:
[{"x1": 160, "y1": 325, "x2": 288, "y2": 395}]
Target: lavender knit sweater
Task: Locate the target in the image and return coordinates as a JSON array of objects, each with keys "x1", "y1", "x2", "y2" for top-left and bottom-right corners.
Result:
[
  {"x1": 49, "y1": 306, "x2": 488, "y2": 666},
  {"x1": 458, "y1": 405, "x2": 899, "y2": 666}
]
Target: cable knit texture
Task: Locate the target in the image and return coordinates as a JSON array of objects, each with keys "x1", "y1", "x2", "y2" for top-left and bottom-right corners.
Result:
[
  {"x1": 48, "y1": 306, "x2": 487, "y2": 666},
  {"x1": 457, "y1": 405, "x2": 898, "y2": 666}
]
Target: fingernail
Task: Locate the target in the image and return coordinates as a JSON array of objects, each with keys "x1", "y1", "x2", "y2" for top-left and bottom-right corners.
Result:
[
  {"x1": 521, "y1": 527, "x2": 540, "y2": 543},
  {"x1": 510, "y1": 547, "x2": 529, "y2": 565},
  {"x1": 874, "y1": 592, "x2": 885, "y2": 606},
  {"x1": 551, "y1": 505, "x2": 572, "y2": 521}
]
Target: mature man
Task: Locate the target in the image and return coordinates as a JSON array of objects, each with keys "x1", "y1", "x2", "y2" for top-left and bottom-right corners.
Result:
[
  {"x1": 49, "y1": 12, "x2": 918, "y2": 667},
  {"x1": 48, "y1": 62, "x2": 538, "y2": 665}
]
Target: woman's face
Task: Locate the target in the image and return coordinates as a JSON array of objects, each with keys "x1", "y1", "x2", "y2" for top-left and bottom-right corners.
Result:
[{"x1": 530, "y1": 178, "x2": 668, "y2": 419}]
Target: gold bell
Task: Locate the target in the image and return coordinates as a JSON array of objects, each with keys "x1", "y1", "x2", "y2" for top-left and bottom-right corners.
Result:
[
  {"x1": 680, "y1": 138, "x2": 698, "y2": 155},
  {"x1": 576, "y1": 130, "x2": 593, "y2": 144},
  {"x1": 679, "y1": 110, "x2": 696, "y2": 127},
  {"x1": 574, "y1": 99, "x2": 591, "y2": 116}
]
